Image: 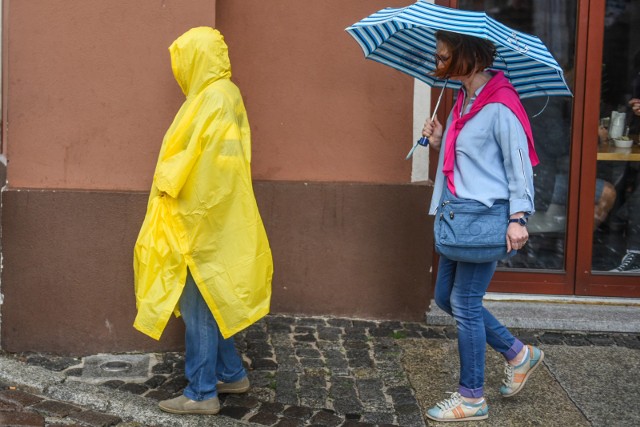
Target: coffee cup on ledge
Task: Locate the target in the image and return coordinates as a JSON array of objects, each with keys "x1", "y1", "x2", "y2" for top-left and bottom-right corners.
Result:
[{"x1": 613, "y1": 137, "x2": 633, "y2": 148}]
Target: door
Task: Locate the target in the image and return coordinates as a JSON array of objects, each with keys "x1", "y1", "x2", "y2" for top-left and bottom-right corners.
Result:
[{"x1": 576, "y1": 0, "x2": 640, "y2": 296}]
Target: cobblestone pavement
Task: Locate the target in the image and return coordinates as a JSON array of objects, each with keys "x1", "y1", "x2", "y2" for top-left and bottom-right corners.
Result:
[{"x1": 2, "y1": 315, "x2": 640, "y2": 426}]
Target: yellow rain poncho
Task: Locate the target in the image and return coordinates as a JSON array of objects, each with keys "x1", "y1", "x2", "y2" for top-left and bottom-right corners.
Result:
[{"x1": 133, "y1": 27, "x2": 273, "y2": 340}]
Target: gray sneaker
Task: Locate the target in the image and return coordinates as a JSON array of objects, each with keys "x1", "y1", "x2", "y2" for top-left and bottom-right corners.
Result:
[
  {"x1": 609, "y1": 252, "x2": 640, "y2": 273},
  {"x1": 158, "y1": 395, "x2": 220, "y2": 415}
]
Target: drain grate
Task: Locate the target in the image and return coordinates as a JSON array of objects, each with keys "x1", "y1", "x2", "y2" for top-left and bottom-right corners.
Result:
[{"x1": 72, "y1": 354, "x2": 154, "y2": 383}]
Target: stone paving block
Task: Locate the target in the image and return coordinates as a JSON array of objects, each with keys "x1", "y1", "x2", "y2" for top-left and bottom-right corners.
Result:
[
  {"x1": 159, "y1": 376, "x2": 188, "y2": 394},
  {"x1": 68, "y1": 410, "x2": 122, "y2": 427},
  {"x1": 293, "y1": 333, "x2": 316, "y2": 343},
  {"x1": 369, "y1": 328, "x2": 395, "y2": 338},
  {"x1": 118, "y1": 383, "x2": 149, "y2": 395},
  {"x1": 65, "y1": 368, "x2": 83, "y2": 377},
  {"x1": 317, "y1": 327, "x2": 342, "y2": 341},
  {"x1": 332, "y1": 398, "x2": 363, "y2": 416},
  {"x1": 299, "y1": 390, "x2": 328, "y2": 409},
  {"x1": 274, "y1": 417, "x2": 303, "y2": 427},
  {"x1": 295, "y1": 318, "x2": 327, "y2": 327},
  {"x1": 382, "y1": 321, "x2": 404, "y2": 330},
  {"x1": 143, "y1": 389, "x2": 172, "y2": 401},
  {"x1": 0, "y1": 410, "x2": 45, "y2": 426},
  {"x1": 295, "y1": 348, "x2": 321, "y2": 358},
  {"x1": 224, "y1": 395, "x2": 260, "y2": 409},
  {"x1": 218, "y1": 405, "x2": 250, "y2": 419},
  {"x1": 0, "y1": 389, "x2": 44, "y2": 408},
  {"x1": 585, "y1": 334, "x2": 616, "y2": 346},
  {"x1": 31, "y1": 400, "x2": 83, "y2": 418},
  {"x1": 360, "y1": 411, "x2": 395, "y2": 425},
  {"x1": 253, "y1": 359, "x2": 279, "y2": 370},
  {"x1": 394, "y1": 403, "x2": 425, "y2": 427},
  {"x1": 326, "y1": 318, "x2": 352, "y2": 328},
  {"x1": 309, "y1": 409, "x2": 342, "y2": 427},
  {"x1": 249, "y1": 411, "x2": 280, "y2": 425},
  {"x1": 343, "y1": 328, "x2": 367, "y2": 340},
  {"x1": 343, "y1": 341, "x2": 368, "y2": 350},
  {"x1": 386, "y1": 386, "x2": 419, "y2": 406},
  {"x1": 248, "y1": 371, "x2": 275, "y2": 388},
  {"x1": 258, "y1": 402, "x2": 285, "y2": 414},
  {"x1": 100, "y1": 380, "x2": 124, "y2": 389},
  {"x1": 143, "y1": 375, "x2": 167, "y2": 389},
  {"x1": 245, "y1": 329, "x2": 269, "y2": 341},
  {"x1": 299, "y1": 358, "x2": 324, "y2": 368},
  {"x1": 282, "y1": 404, "x2": 313, "y2": 420},
  {"x1": 351, "y1": 320, "x2": 377, "y2": 330},
  {"x1": 442, "y1": 326, "x2": 457, "y2": 339},
  {"x1": 420, "y1": 328, "x2": 446, "y2": 339},
  {"x1": 613, "y1": 334, "x2": 640, "y2": 349},
  {"x1": 355, "y1": 379, "x2": 385, "y2": 405},
  {"x1": 293, "y1": 326, "x2": 315, "y2": 334},
  {"x1": 340, "y1": 421, "x2": 375, "y2": 427},
  {"x1": 150, "y1": 362, "x2": 173, "y2": 374},
  {"x1": 539, "y1": 332, "x2": 566, "y2": 345},
  {"x1": 25, "y1": 355, "x2": 80, "y2": 372},
  {"x1": 0, "y1": 400, "x2": 18, "y2": 411}
]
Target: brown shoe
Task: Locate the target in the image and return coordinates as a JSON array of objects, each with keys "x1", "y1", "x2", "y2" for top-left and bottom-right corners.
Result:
[
  {"x1": 158, "y1": 395, "x2": 220, "y2": 415},
  {"x1": 216, "y1": 376, "x2": 250, "y2": 394}
]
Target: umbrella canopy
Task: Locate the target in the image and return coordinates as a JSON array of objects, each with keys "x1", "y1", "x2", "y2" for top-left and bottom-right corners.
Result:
[{"x1": 346, "y1": 0, "x2": 571, "y2": 99}]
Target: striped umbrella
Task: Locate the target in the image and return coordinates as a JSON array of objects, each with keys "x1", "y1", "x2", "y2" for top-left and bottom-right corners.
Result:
[{"x1": 345, "y1": 0, "x2": 572, "y2": 99}]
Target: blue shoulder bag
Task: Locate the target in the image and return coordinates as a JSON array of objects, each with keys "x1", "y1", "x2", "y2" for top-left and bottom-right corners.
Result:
[{"x1": 434, "y1": 187, "x2": 516, "y2": 263}]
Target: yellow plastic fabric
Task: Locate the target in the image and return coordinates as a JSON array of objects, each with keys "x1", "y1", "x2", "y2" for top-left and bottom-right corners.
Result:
[{"x1": 133, "y1": 27, "x2": 273, "y2": 340}]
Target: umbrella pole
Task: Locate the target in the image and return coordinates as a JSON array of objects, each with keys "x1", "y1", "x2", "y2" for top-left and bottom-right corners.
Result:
[{"x1": 406, "y1": 81, "x2": 448, "y2": 160}]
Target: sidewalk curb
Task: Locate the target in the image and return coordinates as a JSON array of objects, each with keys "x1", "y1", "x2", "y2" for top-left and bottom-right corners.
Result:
[{"x1": 0, "y1": 354, "x2": 252, "y2": 427}]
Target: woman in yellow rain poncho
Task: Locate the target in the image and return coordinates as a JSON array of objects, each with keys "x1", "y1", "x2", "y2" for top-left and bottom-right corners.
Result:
[{"x1": 133, "y1": 27, "x2": 273, "y2": 415}]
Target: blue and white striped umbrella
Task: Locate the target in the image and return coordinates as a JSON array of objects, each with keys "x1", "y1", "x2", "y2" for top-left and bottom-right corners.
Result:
[{"x1": 346, "y1": 1, "x2": 572, "y2": 99}]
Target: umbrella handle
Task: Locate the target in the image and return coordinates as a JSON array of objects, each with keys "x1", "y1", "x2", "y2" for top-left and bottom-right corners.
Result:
[
  {"x1": 406, "y1": 81, "x2": 448, "y2": 160},
  {"x1": 405, "y1": 135, "x2": 430, "y2": 160}
]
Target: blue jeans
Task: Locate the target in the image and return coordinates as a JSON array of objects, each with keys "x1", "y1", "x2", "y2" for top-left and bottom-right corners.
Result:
[
  {"x1": 180, "y1": 270, "x2": 246, "y2": 401},
  {"x1": 434, "y1": 256, "x2": 523, "y2": 398}
]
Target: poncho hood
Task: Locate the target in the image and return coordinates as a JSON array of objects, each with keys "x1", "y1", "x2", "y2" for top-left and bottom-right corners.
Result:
[{"x1": 170, "y1": 27, "x2": 232, "y2": 97}]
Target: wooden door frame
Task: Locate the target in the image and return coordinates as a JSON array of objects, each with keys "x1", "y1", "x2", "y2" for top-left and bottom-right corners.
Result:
[{"x1": 575, "y1": 0, "x2": 640, "y2": 297}]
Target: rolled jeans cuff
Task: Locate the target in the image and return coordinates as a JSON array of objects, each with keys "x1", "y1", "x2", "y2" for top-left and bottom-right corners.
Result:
[
  {"x1": 458, "y1": 385, "x2": 484, "y2": 398},
  {"x1": 503, "y1": 338, "x2": 524, "y2": 361}
]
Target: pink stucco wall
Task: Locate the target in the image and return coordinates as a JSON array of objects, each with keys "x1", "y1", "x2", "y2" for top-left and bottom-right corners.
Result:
[
  {"x1": 5, "y1": 0, "x2": 216, "y2": 191},
  {"x1": 5, "y1": 0, "x2": 414, "y2": 190},
  {"x1": 217, "y1": 0, "x2": 414, "y2": 184}
]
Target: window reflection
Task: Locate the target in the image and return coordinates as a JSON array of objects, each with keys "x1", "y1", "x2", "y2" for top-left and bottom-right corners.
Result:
[
  {"x1": 594, "y1": 0, "x2": 640, "y2": 274},
  {"x1": 459, "y1": 0, "x2": 577, "y2": 270}
]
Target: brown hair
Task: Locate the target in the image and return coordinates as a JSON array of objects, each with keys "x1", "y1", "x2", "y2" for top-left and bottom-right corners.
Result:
[{"x1": 433, "y1": 31, "x2": 496, "y2": 79}]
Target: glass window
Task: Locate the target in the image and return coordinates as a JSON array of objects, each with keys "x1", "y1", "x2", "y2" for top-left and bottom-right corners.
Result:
[
  {"x1": 593, "y1": 0, "x2": 640, "y2": 274},
  {"x1": 458, "y1": 0, "x2": 577, "y2": 270}
]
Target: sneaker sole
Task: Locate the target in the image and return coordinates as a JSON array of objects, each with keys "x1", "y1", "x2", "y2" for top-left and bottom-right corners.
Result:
[
  {"x1": 426, "y1": 413, "x2": 489, "y2": 422},
  {"x1": 502, "y1": 349, "x2": 545, "y2": 398},
  {"x1": 216, "y1": 384, "x2": 250, "y2": 394},
  {"x1": 158, "y1": 405, "x2": 220, "y2": 415}
]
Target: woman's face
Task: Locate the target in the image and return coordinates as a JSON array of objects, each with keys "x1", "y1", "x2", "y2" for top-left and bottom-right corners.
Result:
[{"x1": 435, "y1": 41, "x2": 451, "y2": 77}]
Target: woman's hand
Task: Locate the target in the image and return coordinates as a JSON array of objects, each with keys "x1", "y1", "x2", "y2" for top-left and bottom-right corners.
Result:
[
  {"x1": 422, "y1": 116, "x2": 444, "y2": 150},
  {"x1": 506, "y1": 215, "x2": 529, "y2": 252}
]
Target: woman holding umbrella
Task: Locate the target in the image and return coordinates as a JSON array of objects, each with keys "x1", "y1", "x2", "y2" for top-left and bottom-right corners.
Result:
[{"x1": 422, "y1": 30, "x2": 543, "y2": 422}]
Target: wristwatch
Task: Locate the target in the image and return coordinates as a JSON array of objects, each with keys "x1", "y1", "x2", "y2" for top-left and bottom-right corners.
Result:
[{"x1": 508, "y1": 217, "x2": 528, "y2": 226}]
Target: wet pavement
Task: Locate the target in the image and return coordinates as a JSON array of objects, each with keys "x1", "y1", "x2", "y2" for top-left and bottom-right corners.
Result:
[{"x1": 1, "y1": 314, "x2": 639, "y2": 426}]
